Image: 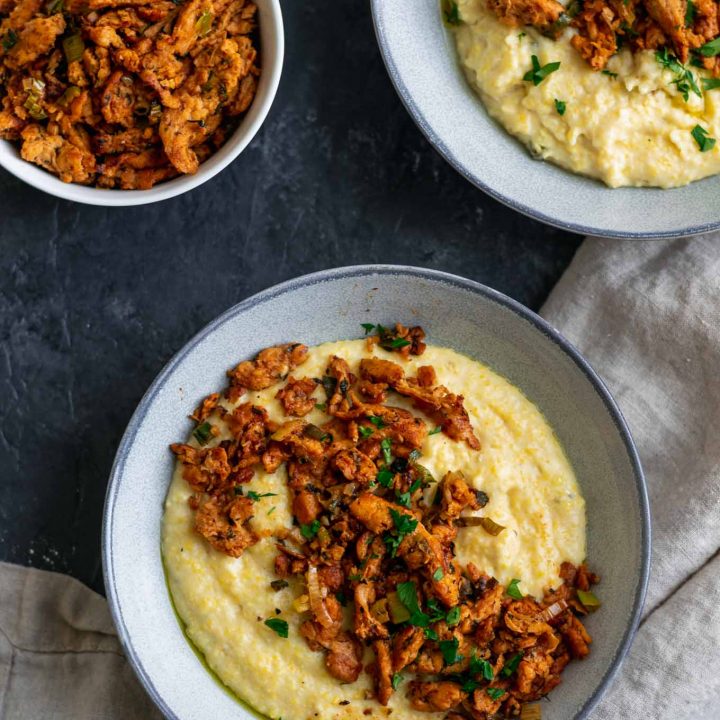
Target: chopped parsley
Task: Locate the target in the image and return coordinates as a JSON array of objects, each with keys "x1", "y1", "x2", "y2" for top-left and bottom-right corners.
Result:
[
  {"x1": 702, "y1": 77, "x2": 720, "y2": 91},
  {"x1": 428, "y1": 426, "x2": 442, "y2": 435},
  {"x1": 396, "y1": 479, "x2": 421, "y2": 508},
  {"x1": 391, "y1": 672, "x2": 404, "y2": 690},
  {"x1": 388, "y1": 337, "x2": 411, "y2": 349},
  {"x1": 359, "y1": 425, "x2": 375, "y2": 439},
  {"x1": 442, "y1": 0, "x2": 461, "y2": 25},
  {"x1": 699, "y1": 36, "x2": 720, "y2": 57},
  {"x1": 267, "y1": 506, "x2": 277, "y2": 515},
  {"x1": 369, "y1": 416, "x2": 386, "y2": 428},
  {"x1": 376, "y1": 467, "x2": 394, "y2": 488},
  {"x1": 685, "y1": 0, "x2": 696, "y2": 26},
  {"x1": 314, "y1": 402, "x2": 326, "y2": 411},
  {"x1": 361, "y1": 323, "x2": 376, "y2": 334},
  {"x1": 247, "y1": 491, "x2": 277, "y2": 501},
  {"x1": 433, "y1": 567, "x2": 445, "y2": 581},
  {"x1": 300, "y1": 520, "x2": 321, "y2": 539},
  {"x1": 601, "y1": 69, "x2": 618, "y2": 79},
  {"x1": 655, "y1": 48, "x2": 701, "y2": 101},
  {"x1": 384, "y1": 509, "x2": 418, "y2": 557},
  {"x1": 692, "y1": 124, "x2": 716, "y2": 152},
  {"x1": 1, "y1": 29, "x2": 18, "y2": 51},
  {"x1": 518, "y1": 31, "x2": 526, "y2": 40},
  {"x1": 396, "y1": 581, "x2": 430, "y2": 626},
  {"x1": 487, "y1": 688, "x2": 506, "y2": 701},
  {"x1": 439, "y1": 637, "x2": 463, "y2": 665},
  {"x1": 264, "y1": 617, "x2": 289, "y2": 638},
  {"x1": 446, "y1": 606, "x2": 461, "y2": 626},
  {"x1": 381, "y1": 437, "x2": 393, "y2": 465},
  {"x1": 523, "y1": 55, "x2": 561, "y2": 86},
  {"x1": 554, "y1": 98, "x2": 566, "y2": 115},
  {"x1": 506, "y1": 578, "x2": 524, "y2": 600},
  {"x1": 469, "y1": 654, "x2": 494, "y2": 681},
  {"x1": 193, "y1": 421, "x2": 213, "y2": 445},
  {"x1": 501, "y1": 652, "x2": 524, "y2": 678},
  {"x1": 424, "y1": 627, "x2": 439, "y2": 640}
]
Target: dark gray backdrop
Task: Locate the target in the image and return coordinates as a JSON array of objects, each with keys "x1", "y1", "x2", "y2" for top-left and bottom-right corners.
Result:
[{"x1": 0, "y1": 1, "x2": 581, "y2": 594}]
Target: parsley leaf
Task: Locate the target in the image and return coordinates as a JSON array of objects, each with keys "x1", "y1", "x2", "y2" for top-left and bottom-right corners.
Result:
[
  {"x1": 506, "y1": 578, "x2": 523, "y2": 600},
  {"x1": 446, "y1": 606, "x2": 461, "y2": 626},
  {"x1": 523, "y1": 55, "x2": 561, "y2": 86},
  {"x1": 375, "y1": 468, "x2": 393, "y2": 489},
  {"x1": 264, "y1": 617, "x2": 289, "y2": 638},
  {"x1": 439, "y1": 637, "x2": 463, "y2": 665},
  {"x1": 469, "y1": 654, "x2": 494, "y2": 681},
  {"x1": 359, "y1": 425, "x2": 374, "y2": 439},
  {"x1": 381, "y1": 437, "x2": 393, "y2": 465},
  {"x1": 601, "y1": 69, "x2": 618, "y2": 79},
  {"x1": 554, "y1": 98, "x2": 566, "y2": 115},
  {"x1": 487, "y1": 688, "x2": 506, "y2": 701},
  {"x1": 433, "y1": 567, "x2": 445, "y2": 581},
  {"x1": 193, "y1": 421, "x2": 213, "y2": 445},
  {"x1": 442, "y1": 0, "x2": 461, "y2": 25},
  {"x1": 384, "y1": 509, "x2": 418, "y2": 557},
  {"x1": 361, "y1": 323, "x2": 376, "y2": 334},
  {"x1": 392, "y1": 672, "x2": 404, "y2": 690},
  {"x1": 1, "y1": 29, "x2": 18, "y2": 51},
  {"x1": 369, "y1": 416, "x2": 386, "y2": 428},
  {"x1": 428, "y1": 426, "x2": 442, "y2": 435},
  {"x1": 501, "y1": 652, "x2": 524, "y2": 678},
  {"x1": 396, "y1": 581, "x2": 430, "y2": 627},
  {"x1": 300, "y1": 520, "x2": 321, "y2": 539},
  {"x1": 702, "y1": 77, "x2": 720, "y2": 90},
  {"x1": 692, "y1": 124, "x2": 716, "y2": 151},
  {"x1": 699, "y1": 37, "x2": 720, "y2": 57},
  {"x1": 685, "y1": 0, "x2": 696, "y2": 26},
  {"x1": 247, "y1": 491, "x2": 278, "y2": 501},
  {"x1": 655, "y1": 48, "x2": 701, "y2": 101},
  {"x1": 424, "y1": 627, "x2": 439, "y2": 640}
]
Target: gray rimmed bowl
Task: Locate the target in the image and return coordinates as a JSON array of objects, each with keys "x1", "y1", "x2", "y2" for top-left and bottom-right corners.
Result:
[
  {"x1": 371, "y1": 0, "x2": 720, "y2": 238},
  {"x1": 103, "y1": 265, "x2": 650, "y2": 720}
]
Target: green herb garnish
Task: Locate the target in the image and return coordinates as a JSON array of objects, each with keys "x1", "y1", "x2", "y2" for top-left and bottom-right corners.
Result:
[
  {"x1": 264, "y1": 617, "x2": 288, "y2": 638},
  {"x1": 300, "y1": 520, "x2": 321, "y2": 539},
  {"x1": 433, "y1": 567, "x2": 445, "y2": 581},
  {"x1": 469, "y1": 654, "x2": 494, "y2": 681},
  {"x1": 601, "y1": 69, "x2": 618, "y2": 79},
  {"x1": 439, "y1": 637, "x2": 463, "y2": 665},
  {"x1": 506, "y1": 578, "x2": 523, "y2": 600},
  {"x1": 685, "y1": 0, "x2": 696, "y2": 26},
  {"x1": 381, "y1": 437, "x2": 393, "y2": 465},
  {"x1": 442, "y1": 0, "x2": 461, "y2": 25},
  {"x1": 2, "y1": 30, "x2": 18, "y2": 51},
  {"x1": 655, "y1": 48, "x2": 701, "y2": 101},
  {"x1": 396, "y1": 580, "x2": 430, "y2": 626},
  {"x1": 523, "y1": 55, "x2": 561, "y2": 86},
  {"x1": 424, "y1": 627, "x2": 439, "y2": 640},
  {"x1": 384, "y1": 509, "x2": 418, "y2": 557},
  {"x1": 554, "y1": 98, "x2": 566, "y2": 115},
  {"x1": 692, "y1": 124, "x2": 716, "y2": 152},
  {"x1": 702, "y1": 77, "x2": 720, "y2": 90},
  {"x1": 428, "y1": 426, "x2": 442, "y2": 435},
  {"x1": 446, "y1": 606, "x2": 461, "y2": 626},
  {"x1": 193, "y1": 421, "x2": 213, "y2": 445},
  {"x1": 392, "y1": 672, "x2": 404, "y2": 690},
  {"x1": 369, "y1": 416, "x2": 386, "y2": 428},
  {"x1": 247, "y1": 491, "x2": 278, "y2": 501},
  {"x1": 501, "y1": 652, "x2": 524, "y2": 678},
  {"x1": 699, "y1": 36, "x2": 720, "y2": 57},
  {"x1": 377, "y1": 468, "x2": 394, "y2": 487},
  {"x1": 314, "y1": 402, "x2": 326, "y2": 411},
  {"x1": 487, "y1": 688, "x2": 506, "y2": 700},
  {"x1": 361, "y1": 323, "x2": 376, "y2": 334},
  {"x1": 359, "y1": 425, "x2": 375, "y2": 439}
]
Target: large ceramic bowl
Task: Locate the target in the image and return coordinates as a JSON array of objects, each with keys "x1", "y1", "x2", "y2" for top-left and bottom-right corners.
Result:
[
  {"x1": 103, "y1": 265, "x2": 650, "y2": 720},
  {"x1": 0, "y1": 0, "x2": 283, "y2": 207},
  {"x1": 371, "y1": 0, "x2": 720, "y2": 238}
]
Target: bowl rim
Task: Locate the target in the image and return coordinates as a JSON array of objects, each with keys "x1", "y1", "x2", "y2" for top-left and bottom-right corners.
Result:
[
  {"x1": 0, "y1": 0, "x2": 284, "y2": 207},
  {"x1": 102, "y1": 264, "x2": 651, "y2": 720},
  {"x1": 369, "y1": 0, "x2": 720, "y2": 240}
]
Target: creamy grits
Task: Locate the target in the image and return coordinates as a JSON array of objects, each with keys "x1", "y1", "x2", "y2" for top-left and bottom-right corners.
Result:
[
  {"x1": 162, "y1": 339, "x2": 585, "y2": 720},
  {"x1": 451, "y1": 0, "x2": 720, "y2": 188}
]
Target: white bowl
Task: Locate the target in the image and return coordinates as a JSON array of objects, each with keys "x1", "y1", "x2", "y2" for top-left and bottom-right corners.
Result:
[{"x1": 0, "y1": 0, "x2": 283, "y2": 207}]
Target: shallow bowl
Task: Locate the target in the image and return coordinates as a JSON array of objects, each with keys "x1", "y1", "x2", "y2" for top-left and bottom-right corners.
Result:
[
  {"x1": 0, "y1": 0, "x2": 283, "y2": 207},
  {"x1": 371, "y1": 0, "x2": 720, "y2": 238},
  {"x1": 103, "y1": 265, "x2": 650, "y2": 719}
]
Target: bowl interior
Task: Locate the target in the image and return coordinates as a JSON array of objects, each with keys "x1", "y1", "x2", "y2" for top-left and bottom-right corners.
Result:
[
  {"x1": 103, "y1": 266, "x2": 649, "y2": 720},
  {"x1": 371, "y1": 0, "x2": 720, "y2": 238},
  {"x1": 0, "y1": 0, "x2": 283, "y2": 207}
]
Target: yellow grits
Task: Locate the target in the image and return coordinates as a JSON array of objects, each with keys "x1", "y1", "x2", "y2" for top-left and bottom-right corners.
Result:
[
  {"x1": 451, "y1": 0, "x2": 720, "y2": 188},
  {"x1": 162, "y1": 339, "x2": 585, "y2": 720}
]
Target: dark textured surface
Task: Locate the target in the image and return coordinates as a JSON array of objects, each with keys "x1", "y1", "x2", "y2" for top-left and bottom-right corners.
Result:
[{"x1": 0, "y1": 0, "x2": 581, "y2": 595}]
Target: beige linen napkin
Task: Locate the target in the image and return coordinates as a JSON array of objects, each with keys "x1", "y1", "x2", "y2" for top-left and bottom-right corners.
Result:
[{"x1": 1, "y1": 236, "x2": 719, "y2": 718}]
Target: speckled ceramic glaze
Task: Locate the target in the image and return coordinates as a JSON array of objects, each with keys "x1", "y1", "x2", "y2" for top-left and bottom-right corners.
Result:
[
  {"x1": 371, "y1": 0, "x2": 720, "y2": 238},
  {"x1": 103, "y1": 266, "x2": 650, "y2": 720}
]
